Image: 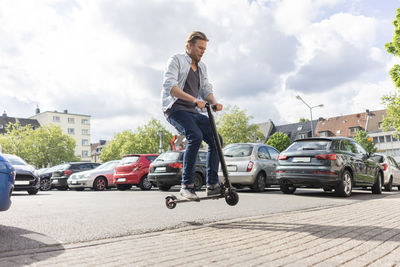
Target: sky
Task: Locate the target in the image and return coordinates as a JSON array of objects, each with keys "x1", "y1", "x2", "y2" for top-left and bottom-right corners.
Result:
[{"x1": 0, "y1": 0, "x2": 399, "y2": 142}]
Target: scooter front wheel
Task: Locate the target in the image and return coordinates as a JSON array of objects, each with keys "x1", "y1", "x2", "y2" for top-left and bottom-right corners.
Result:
[
  {"x1": 225, "y1": 189, "x2": 239, "y2": 206},
  {"x1": 165, "y1": 195, "x2": 177, "y2": 209}
]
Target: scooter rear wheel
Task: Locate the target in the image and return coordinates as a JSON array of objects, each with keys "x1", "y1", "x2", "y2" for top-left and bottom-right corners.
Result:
[
  {"x1": 165, "y1": 196, "x2": 177, "y2": 209},
  {"x1": 225, "y1": 189, "x2": 239, "y2": 206}
]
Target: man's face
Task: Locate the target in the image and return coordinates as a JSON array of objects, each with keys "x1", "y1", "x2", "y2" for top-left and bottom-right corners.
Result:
[{"x1": 187, "y1": 39, "x2": 207, "y2": 63}]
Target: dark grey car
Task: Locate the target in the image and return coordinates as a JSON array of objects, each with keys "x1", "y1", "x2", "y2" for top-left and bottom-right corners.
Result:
[
  {"x1": 276, "y1": 137, "x2": 383, "y2": 197},
  {"x1": 219, "y1": 143, "x2": 280, "y2": 192}
]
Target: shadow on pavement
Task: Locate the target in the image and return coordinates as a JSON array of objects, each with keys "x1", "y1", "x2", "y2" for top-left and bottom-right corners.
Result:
[
  {"x1": 210, "y1": 220, "x2": 400, "y2": 242},
  {"x1": 0, "y1": 225, "x2": 64, "y2": 266}
]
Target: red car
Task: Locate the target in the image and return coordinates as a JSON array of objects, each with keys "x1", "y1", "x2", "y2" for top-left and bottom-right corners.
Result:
[{"x1": 114, "y1": 154, "x2": 159, "y2": 191}]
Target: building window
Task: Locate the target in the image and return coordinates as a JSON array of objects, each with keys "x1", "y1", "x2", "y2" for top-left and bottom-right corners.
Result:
[
  {"x1": 53, "y1": 116, "x2": 60, "y2": 122},
  {"x1": 386, "y1": 135, "x2": 392, "y2": 142},
  {"x1": 373, "y1": 137, "x2": 378, "y2": 144},
  {"x1": 82, "y1": 139, "x2": 89, "y2": 146},
  {"x1": 68, "y1": 128, "x2": 75, "y2": 134},
  {"x1": 297, "y1": 126, "x2": 303, "y2": 131},
  {"x1": 297, "y1": 133, "x2": 306, "y2": 139},
  {"x1": 379, "y1": 136, "x2": 385, "y2": 143},
  {"x1": 319, "y1": 131, "x2": 329, "y2": 137},
  {"x1": 393, "y1": 136, "x2": 399, "y2": 142},
  {"x1": 378, "y1": 122, "x2": 383, "y2": 129},
  {"x1": 68, "y1": 117, "x2": 75, "y2": 124},
  {"x1": 82, "y1": 150, "x2": 89, "y2": 158},
  {"x1": 0, "y1": 124, "x2": 3, "y2": 129},
  {"x1": 82, "y1": 129, "x2": 89, "y2": 135},
  {"x1": 81, "y1": 119, "x2": 89, "y2": 125},
  {"x1": 336, "y1": 130, "x2": 341, "y2": 135},
  {"x1": 349, "y1": 127, "x2": 359, "y2": 135}
]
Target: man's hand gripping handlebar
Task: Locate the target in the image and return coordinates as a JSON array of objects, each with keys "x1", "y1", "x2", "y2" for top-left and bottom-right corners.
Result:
[{"x1": 194, "y1": 100, "x2": 223, "y2": 112}]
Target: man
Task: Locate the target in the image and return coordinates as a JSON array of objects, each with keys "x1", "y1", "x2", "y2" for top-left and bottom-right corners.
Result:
[{"x1": 161, "y1": 31, "x2": 223, "y2": 200}]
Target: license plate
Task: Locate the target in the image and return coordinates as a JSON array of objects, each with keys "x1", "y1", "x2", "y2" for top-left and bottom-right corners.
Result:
[
  {"x1": 292, "y1": 157, "x2": 311, "y2": 163},
  {"x1": 117, "y1": 178, "x2": 126, "y2": 182},
  {"x1": 155, "y1": 167, "x2": 166, "y2": 172},
  {"x1": 71, "y1": 181, "x2": 78, "y2": 184},
  {"x1": 227, "y1": 165, "x2": 237, "y2": 172},
  {"x1": 15, "y1": 180, "x2": 30, "y2": 185}
]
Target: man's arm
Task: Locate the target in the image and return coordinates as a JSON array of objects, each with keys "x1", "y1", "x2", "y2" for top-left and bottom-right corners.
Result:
[
  {"x1": 206, "y1": 93, "x2": 223, "y2": 111},
  {"x1": 170, "y1": 86, "x2": 206, "y2": 110}
]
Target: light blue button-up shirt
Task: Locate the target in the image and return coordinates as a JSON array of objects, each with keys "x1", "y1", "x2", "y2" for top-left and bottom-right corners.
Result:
[{"x1": 161, "y1": 53, "x2": 213, "y2": 113}]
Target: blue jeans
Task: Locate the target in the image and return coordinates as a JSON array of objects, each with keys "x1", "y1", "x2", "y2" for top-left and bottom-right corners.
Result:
[{"x1": 167, "y1": 110, "x2": 221, "y2": 187}]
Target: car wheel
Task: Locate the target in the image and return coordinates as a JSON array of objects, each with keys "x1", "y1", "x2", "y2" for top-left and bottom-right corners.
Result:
[
  {"x1": 93, "y1": 177, "x2": 107, "y2": 191},
  {"x1": 335, "y1": 170, "x2": 352, "y2": 197},
  {"x1": 194, "y1": 173, "x2": 203, "y2": 191},
  {"x1": 159, "y1": 185, "x2": 172, "y2": 191},
  {"x1": 384, "y1": 176, "x2": 393, "y2": 192},
  {"x1": 40, "y1": 178, "x2": 52, "y2": 191},
  {"x1": 116, "y1": 184, "x2": 132, "y2": 191},
  {"x1": 74, "y1": 188, "x2": 85, "y2": 191},
  {"x1": 251, "y1": 172, "x2": 266, "y2": 192},
  {"x1": 27, "y1": 189, "x2": 39, "y2": 195},
  {"x1": 139, "y1": 175, "x2": 152, "y2": 191},
  {"x1": 280, "y1": 184, "x2": 296, "y2": 194},
  {"x1": 372, "y1": 172, "x2": 383, "y2": 194}
]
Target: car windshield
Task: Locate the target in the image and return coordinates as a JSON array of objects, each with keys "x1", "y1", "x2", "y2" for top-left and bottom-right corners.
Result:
[
  {"x1": 96, "y1": 160, "x2": 120, "y2": 170},
  {"x1": 154, "y1": 151, "x2": 181, "y2": 162},
  {"x1": 119, "y1": 156, "x2": 140, "y2": 166},
  {"x1": 223, "y1": 144, "x2": 253, "y2": 157},
  {"x1": 286, "y1": 140, "x2": 332, "y2": 152},
  {"x1": 3, "y1": 154, "x2": 28, "y2": 165}
]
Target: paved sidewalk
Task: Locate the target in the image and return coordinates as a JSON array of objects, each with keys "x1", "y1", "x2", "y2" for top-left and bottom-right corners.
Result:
[{"x1": 2, "y1": 194, "x2": 400, "y2": 266}]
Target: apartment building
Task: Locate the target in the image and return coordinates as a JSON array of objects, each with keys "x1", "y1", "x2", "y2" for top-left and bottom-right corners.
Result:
[{"x1": 30, "y1": 108, "x2": 91, "y2": 161}]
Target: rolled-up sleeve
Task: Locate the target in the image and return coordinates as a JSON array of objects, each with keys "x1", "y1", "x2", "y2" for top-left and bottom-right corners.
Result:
[{"x1": 163, "y1": 55, "x2": 179, "y2": 94}]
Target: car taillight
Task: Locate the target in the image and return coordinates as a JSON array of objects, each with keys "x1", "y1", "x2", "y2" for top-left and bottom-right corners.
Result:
[
  {"x1": 64, "y1": 170, "x2": 72, "y2": 176},
  {"x1": 381, "y1": 163, "x2": 388, "y2": 171},
  {"x1": 278, "y1": 155, "x2": 288, "y2": 160},
  {"x1": 315, "y1": 154, "x2": 336, "y2": 160},
  {"x1": 276, "y1": 170, "x2": 286, "y2": 173},
  {"x1": 247, "y1": 161, "x2": 254, "y2": 172},
  {"x1": 149, "y1": 163, "x2": 153, "y2": 168},
  {"x1": 168, "y1": 163, "x2": 183, "y2": 169}
]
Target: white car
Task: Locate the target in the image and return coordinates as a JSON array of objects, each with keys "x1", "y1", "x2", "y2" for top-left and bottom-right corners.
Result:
[
  {"x1": 372, "y1": 153, "x2": 400, "y2": 191},
  {"x1": 67, "y1": 160, "x2": 120, "y2": 191}
]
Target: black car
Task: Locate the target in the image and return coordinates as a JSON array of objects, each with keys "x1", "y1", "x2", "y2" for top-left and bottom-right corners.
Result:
[
  {"x1": 51, "y1": 162, "x2": 101, "y2": 190},
  {"x1": 38, "y1": 164, "x2": 65, "y2": 191},
  {"x1": 148, "y1": 150, "x2": 207, "y2": 191},
  {"x1": 3, "y1": 154, "x2": 40, "y2": 195},
  {"x1": 276, "y1": 137, "x2": 383, "y2": 197}
]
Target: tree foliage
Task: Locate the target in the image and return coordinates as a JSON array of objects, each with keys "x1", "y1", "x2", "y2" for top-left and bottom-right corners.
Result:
[
  {"x1": 266, "y1": 132, "x2": 291, "y2": 152},
  {"x1": 382, "y1": 8, "x2": 400, "y2": 136},
  {"x1": 215, "y1": 105, "x2": 264, "y2": 146},
  {"x1": 299, "y1": 118, "x2": 309, "y2": 122},
  {"x1": 354, "y1": 130, "x2": 377, "y2": 153},
  {"x1": 0, "y1": 122, "x2": 77, "y2": 168},
  {"x1": 101, "y1": 119, "x2": 172, "y2": 162}
]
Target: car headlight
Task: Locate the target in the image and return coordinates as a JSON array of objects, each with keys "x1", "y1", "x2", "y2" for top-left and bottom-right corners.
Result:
[{"x1": 82, "y1": 174, "x2": 91, "y2": 179}]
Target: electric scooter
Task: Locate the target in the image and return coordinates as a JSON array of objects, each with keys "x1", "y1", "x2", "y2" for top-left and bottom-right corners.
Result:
[{"x1": 165, "y1": 103, "x2": 239, "y2": 209}]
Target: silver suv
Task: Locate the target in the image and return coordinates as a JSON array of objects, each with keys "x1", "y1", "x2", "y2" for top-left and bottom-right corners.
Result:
[
  {"x1": 219, "y1": 143, "x2": 280, "y2": 192},
  {"x1": 372, "y1": 153, "x2": 400, "y2": 191}
]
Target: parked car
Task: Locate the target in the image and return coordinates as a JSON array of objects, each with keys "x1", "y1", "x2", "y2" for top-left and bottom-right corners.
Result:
[
  {"x1": 219, "y1": 143, "x2": 280, "y2": 192},
  {"x1": 0, "y1": 154, "x2": 15, "y2": 211},
  {"x1": 51, "y1": 162, "x2": 101, "y2": 190},
  {"x1": 67, "y1": 160, "x2": 120, "y2": 191},
  {"x1": 148, "y1": 150, "x2": 206, "y2": 191},
  {"x1": 276, "y1": 137, "x2": 383, "y2": 197},
  {"x1": 114, "y1": 154, "x2": 159, "y2": 191},
  {"x1": 3, "y1": 154, "x2": 40, "y2": 195},
  {"x1": 39, "y1": 164, "x2": 65, "y2": 191},
  {"x1": 372, "y1": 153, "x2": 400, "y2": 191}
]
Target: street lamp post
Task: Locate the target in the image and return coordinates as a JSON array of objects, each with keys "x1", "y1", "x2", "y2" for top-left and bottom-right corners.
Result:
[
  {"x1": 158, "y1": 130, "x2": 164, "y2": 153},
  {"x1": 296, "y1": 95, "x2": 324, "y2": 137}
]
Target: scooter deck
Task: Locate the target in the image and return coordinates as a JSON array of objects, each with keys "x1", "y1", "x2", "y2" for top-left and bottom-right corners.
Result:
[{"x1": 169, "y1": 194, "x2": 224, "y2": 203}]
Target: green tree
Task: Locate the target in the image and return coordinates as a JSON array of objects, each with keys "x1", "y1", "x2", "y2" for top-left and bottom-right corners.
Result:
[
  {"x1": 101, "y1": 119, "x2": 172, "y2": 162},
  {"x1": 299, "y1": 118, "x2": 309, "y2": 122},
  {"x1": 266, "y1": 132, "x2": 291, "y2": 152},
  {"x1": 382, "y1": 8, "x2": 400, "y2": 135},
  {"x1": 216, "y1": 105, "x2": 264, "y2": 146},
  {"x1": 0, "y1": 122, "x2": 77, "y2": 168},
  {"x1": 354, "y1": 130, "x2": 377, "y2": 153}
]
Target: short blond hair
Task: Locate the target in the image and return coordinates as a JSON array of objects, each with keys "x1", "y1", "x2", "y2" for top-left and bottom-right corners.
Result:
[{"x1": 185, "y1": 31, "x2": 209, "y2": 50}]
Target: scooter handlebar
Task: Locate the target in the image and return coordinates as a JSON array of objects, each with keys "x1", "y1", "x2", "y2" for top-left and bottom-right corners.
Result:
[{"x1": 194, "y1": 102, "x2": 217, "y2": 111}]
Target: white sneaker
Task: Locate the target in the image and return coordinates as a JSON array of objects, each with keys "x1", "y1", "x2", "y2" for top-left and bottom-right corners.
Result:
[{"x1": 180, "y1": 187, "x2": 199, "y2": 201}]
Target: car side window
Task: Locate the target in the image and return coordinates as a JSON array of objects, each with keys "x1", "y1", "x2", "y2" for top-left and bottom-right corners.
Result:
[
  {"x1": 146, "y1": 156, "x2": 158, "y2": 162},
  {"x1": 353, "y1": 143, "x2": 366, "y2": 155},
  {"x1": 267, "y1": 147, "x2": 279, "y2": 160},
  {"x1": 341, "y1": 140, "x2": 357, "y2": 153},
  {"x1": 257, "y1": 146, "x2": 270, "y2": 160}
]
